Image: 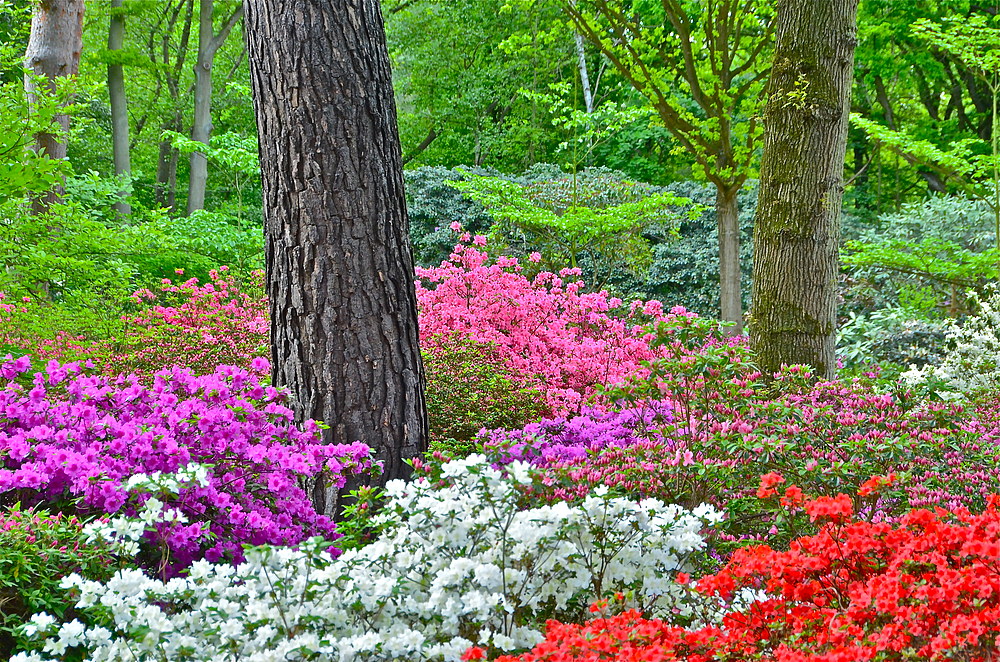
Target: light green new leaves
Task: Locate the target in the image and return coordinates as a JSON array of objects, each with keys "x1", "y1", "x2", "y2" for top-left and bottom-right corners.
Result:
[{"x1": 449, "y1": 172, "x2": 695, "y2": 283}]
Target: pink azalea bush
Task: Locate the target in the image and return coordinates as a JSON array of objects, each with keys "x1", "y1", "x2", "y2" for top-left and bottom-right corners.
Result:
[
  {"x1": 0, "y1": 270, "x2": 269, "y2": 381},
  {"x1": 416, "y1": 231, "x2": 677, "y2": 412},
  {"x1": 6, "y1": 237, "x2": 691, "y2": 421},
  {"x1": 114, "y1": 268, "x2": 268, "y2": 377},
  {"x1": 0, "y1": 356, "x2": 372, "y2": 571}
]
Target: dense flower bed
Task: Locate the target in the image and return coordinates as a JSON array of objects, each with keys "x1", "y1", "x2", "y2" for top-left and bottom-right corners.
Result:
[
  {"x1": 487, "y1": 372, "x2": 1000, "y2": 516},
  {"x1": 0, "y1": 356, "x2": 371, "y2": 570},
  {"x1": 14, "y1": 455, "x2": 719, "y2": 662}
]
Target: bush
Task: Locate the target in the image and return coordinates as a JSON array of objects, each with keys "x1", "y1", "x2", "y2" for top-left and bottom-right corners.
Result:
[
  {"x1": 902, "y1": 287, "x2": 1000, "y2": 399},
  {"x1": 638, "y1": 180, "x2": 756, "y2": 316},
  {"x1": 0, "y1": 508, "x2": 115, "y2": 660},
  {"x1": 415, "y1": 237, "x2": 672, "y2": 412},
  {"x1": 423, "y1": 334, "x2": 549, "y2": 456},
  {"x1": 496, "y1": 490, "x2": 1000, "y2": 662},
  {"x1": 837, "y1": 307, "x2": 949, "y2": 373},
  {"x1": 405, "y1": 165, "x2": 514, "y2": 268},
  {"x1": 0, "y1": 268, "x2": 269, "y2": 380},
  {"x1": 109, "y1": 268, "x2": 268, "y2": 377},
  {"x1": 15, "y1": 455, "x2": 720, "y2": 662},
  {"x1": 479, "y1": 315, "x2": 1000, "y2": 553},
  {"x1": 0, "y1": 357, "x2": 372, "y2": 572},
  {"x1": 841, "y1": 195, "x2": 997, "y2": 316}
]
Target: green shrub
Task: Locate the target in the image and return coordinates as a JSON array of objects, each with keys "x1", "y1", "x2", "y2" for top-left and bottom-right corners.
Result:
[
  {"x1": 0, "y1": 507, "x2": 116, "y2": 660},
  {"x1": 423, "y1": 334, "x2": 549, "y2": 457}
]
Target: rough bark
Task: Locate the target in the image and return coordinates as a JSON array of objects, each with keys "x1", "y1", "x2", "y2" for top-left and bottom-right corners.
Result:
[
  {"x1": 244, "y1": 0, "x2": 428, "y2": 514},
  {"x1": 108, "y1": 0, "x2": 131, "y2": 217},
  {"x1": 750, "y1": 0, "x2": 860, "y2": 379},
  {"x1": 716, "y1": 185, "x2": 743, "y2": 335},
  {"x1": 23, "y1": 0, "x2": 85, "y2": 212},
  {"x1": 186, "y1": 0, "x2": 243, "y2": 215}
]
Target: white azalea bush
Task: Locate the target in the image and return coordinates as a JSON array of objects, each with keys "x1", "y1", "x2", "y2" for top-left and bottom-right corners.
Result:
[
  {"x1": 902, "y1": 287, "x2": 1000, "y2": 399},
  {"x1": 15, "y1": 454, "x2": 721, "y2": 662}
]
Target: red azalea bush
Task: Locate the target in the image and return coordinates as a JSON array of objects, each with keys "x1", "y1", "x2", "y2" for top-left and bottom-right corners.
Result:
[{"x1": 492, "y1": 489, "x2": 1000, "y2": 662}]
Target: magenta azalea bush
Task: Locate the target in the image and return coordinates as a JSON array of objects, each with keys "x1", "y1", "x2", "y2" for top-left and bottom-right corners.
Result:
[
  {"x1": 0, "y1": 356, "x2": 371, "y2": 571},
  {"x1": 415, "y1": 234, "x2": 675, "y2": 412},
  {"x1": 481, "y1": 402, "x2": 674, "y2": 465}
]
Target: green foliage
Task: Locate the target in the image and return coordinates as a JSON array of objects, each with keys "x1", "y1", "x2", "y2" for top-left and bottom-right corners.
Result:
[
  {"x1": 837, "y1": 307, "x2": 949, "y2": 376},
  {"x1": 842, "y1": 195, "x2": 997, "y2": 316},
  {"x1": 0, "y1": 507, "x2": 116, "y2": 660},
  {"x1": 423, "y1": 334, "x2": 549, "y2": 457},
  {"x1": 449, "y1": 170, "x2": 691, "y2": 286},
  {"x1": 0, "y1": 72, "x2": 72, "y2": 203},
  {"x1": 564, "y1": 0, "x2": 773, "y2": 190},
  {"x1": 164, "y1": 210, "x2": 264, "y2": 271},
  {"x1": 404, "y1": 165, "x2": 514, "y2": 267},
  {"x1": 844, "y1": 237, "x2": 999, "y2": 305},
  {"x1": 386, "y1": 0, "x2": 571, "y2": 169},
  {"x1": 639, "y1": 180, "x2": 756, "y2": 316}
]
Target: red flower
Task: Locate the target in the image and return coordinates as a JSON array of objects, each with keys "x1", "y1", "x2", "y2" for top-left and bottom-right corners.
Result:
[
  {"x1": 756, "y1": 472, "x2": 785, "y2": 498},
  {"x1": 461, "y1": 646, "x2": 486, "y2": 661}
]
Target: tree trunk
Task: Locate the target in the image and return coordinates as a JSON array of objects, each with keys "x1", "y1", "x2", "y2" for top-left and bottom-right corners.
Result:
[
  {"x1": 716, "y1": 185, "x2": 743, "y2": 334},
  {"x1": 187, "y1": 0, "x2": 243, "y2": 215},
  {"x1": 750, "y1": 0, "x2": 860, "y2": 379},
  {"x1": 108, "y1": 0, "x2": 132, "y2": 217},
  {"x1": 574, "y1": 32, "x2": 594, "y2": 114},
  {"x1": 23, "y1": 0, "x2": 85, "y2": 212},
  {"x1": 186, "y1": 0, "x2": 213, "y2": 214},
  {"x1": 245, "y1": 0, "x2": 428, "y2": 514}
]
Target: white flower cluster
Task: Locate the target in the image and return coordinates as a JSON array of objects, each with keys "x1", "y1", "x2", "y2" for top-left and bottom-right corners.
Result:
[
  {"x1": 121, "y1": 463, "x2": 212, "y2": 493},
  {"x1": 15, "y1": 455, "x2": 721, "y2": 662},
  {"x1": 902, "y1": 288, "x2": 1000, "y2": 399},
  {"x1": 84, "y1": 496, "x2": 192, "y2": 556},
  {"x1": 84, "y1": 464, "x2": 214, "y2": 556}
]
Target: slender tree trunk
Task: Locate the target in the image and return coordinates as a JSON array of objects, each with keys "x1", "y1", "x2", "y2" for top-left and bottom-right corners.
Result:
[
  {"x1": 750, "y1": 0, "x2": 860, "y2": 379},
  {"x1": 108, "y1": 0, "x2": 132, "y2": 217},
  {"x1": 574, "y1": 32, "x2": 594, "y2": 114},
  {"x1": 187, "y1": 0, "x2": 243, "y2": 215},
  {"x1": 156, "y1": 113, "x2": 183, "y2": 209},
  {"x1": 23, "y1": 0, "x2": 85, "y2": 213},
  {"x1": 186, "y1": 0, "x2": 213, "y2": 214},
  {"x1": 245, "y1": 0, "x2": 428, "y2": 515},
  {"x1": 716, "y1": 185, "x2": 743, "y2": 334}
]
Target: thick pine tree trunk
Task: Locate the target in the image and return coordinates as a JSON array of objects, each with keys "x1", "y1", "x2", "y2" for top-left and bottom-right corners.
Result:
[
  {"x1": 716, "y1": 185, "x2": 743, "y2": 335},
  {"x1": 23, "y1": 0, "x2": 85, "y2": 212},
  {"x1": 245, "y1": 0, "x2": 428, "y2": 514},
  {"x1": 107, "y1": 0, "x2": 131, "y2": 217},
  {"x1": 750, "y1": 0, "x2": 860, "y2": 379}
]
